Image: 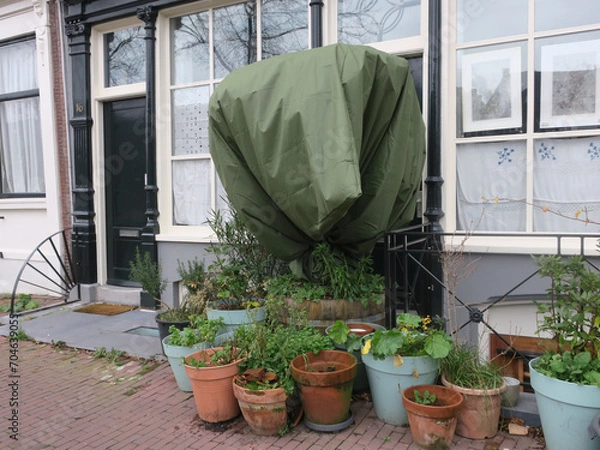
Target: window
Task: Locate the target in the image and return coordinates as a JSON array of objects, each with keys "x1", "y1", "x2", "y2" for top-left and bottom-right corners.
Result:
[
  {"x1": 104, "y1": 26, "x2": 146, "y2": 87},
  {"x1": 453, "y1": 1, "x2": 600, "y2": 233},
  {"x1": 0, "y1": 37, "x2": 44, "y2": 197},
  {"x1": 167, "y1": 1, "x2": 308, "y2": 228},
  {"x1": 338, "y1": 0, "x2": 421, "y2": 44}
]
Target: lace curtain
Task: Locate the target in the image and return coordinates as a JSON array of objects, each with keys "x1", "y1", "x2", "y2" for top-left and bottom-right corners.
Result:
[
  {"x1": 457, "y1": 137, "x2": 600, "y2": 232},
  {"x1": 0, "y1": 40, "x2": 44, "y2": 194}
]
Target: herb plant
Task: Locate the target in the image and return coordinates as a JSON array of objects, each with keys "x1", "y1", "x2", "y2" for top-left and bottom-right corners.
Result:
[
  {"x1": 167, "y1": 315, "x2": 226, "y2": 347},
  {"x1": 440, "y1": 343, "x2": 504, "y2": 390},
  {"x1": 128, "y1": 247, "x2": 166, "y2": 300},
  {"x1": 533, "y1": 254, "x2": 600, "y2": 386}
]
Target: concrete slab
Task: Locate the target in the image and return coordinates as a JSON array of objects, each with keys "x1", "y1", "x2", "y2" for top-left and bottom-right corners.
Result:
[
  {"x1": 502, "y1": 392, "x2": 541, "y2": 427},
  {"x1": 0, "y1": 303, "x2": 163, "y2": 360}
]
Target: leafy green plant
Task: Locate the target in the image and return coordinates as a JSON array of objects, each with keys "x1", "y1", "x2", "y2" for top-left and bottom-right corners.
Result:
[
  {"x1": 327, "y1": 320, "x2": 363, "y2": 353},
  {"x1": 129, "y1": 247, "x2": 166, "y2": 300},
  {"x1": 440, "y1": 343, "x2": 504, "y2": 390},
  {"x1": 167, "y1": 315, "x2": 226, "y2": 347},
  {"x1": 177, "y1": 257, "x2": 206, "y2": 296},
  {"x1": 185, "y1": 341, "x2": 245, "y2": 368},
  {"x1": 532, "y1": 254, "x2": 600, "y2": 386},
  {"x1": 413, "y1": 389, "x2": 437, "y2": 405},
  {"x1": 234, "y1": 308, "x2": 334, "y2": 395},
  {"x1": 1, "y1": 294, "x2": 39, "y2": 313},
  {"x1": 361, "y1": 313, "x2": 452, "y2": 361},
  {"x1": 205, "y1": 207, "x2": 287, "y2": 309},
  {"x1": 267, "y1": 244, "x2": 384, "y2": 307}
]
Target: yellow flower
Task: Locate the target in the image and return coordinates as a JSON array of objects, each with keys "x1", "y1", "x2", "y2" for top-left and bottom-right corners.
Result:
[{"x1": 362, "y1": 339, "x2": 372, "y2": 355}]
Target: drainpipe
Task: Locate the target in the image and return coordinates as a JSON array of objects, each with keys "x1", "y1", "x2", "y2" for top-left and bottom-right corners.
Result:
[
  {"x1": 137, "y1": 6, "x2": 159, "y2": 261},
  {"x1": 424, "y1": 0, "x2": 444, "y2": 319},
  {"x1": 309, "y1": 0, "x2": 324, "y2": 48}
]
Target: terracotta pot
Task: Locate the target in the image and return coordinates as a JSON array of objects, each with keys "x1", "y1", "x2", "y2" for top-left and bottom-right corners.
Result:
[
  {"x1": 441, "y1": 375, "x2": 505, "y2": 439},
  {"x1": 232, "y1": 376, "x2": 287, "y2": 436},
  {"x1": 184, "y1": 348, "x2": 243, "y2": 423},
  {"x1": 290, "y1": 350, "x2": 357, "y2": 427},
  {"x1": 402, "y1": 384, "x2": 464, "y2": 450}
]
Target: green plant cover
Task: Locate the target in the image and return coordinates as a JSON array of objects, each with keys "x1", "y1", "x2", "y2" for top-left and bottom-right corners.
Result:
[{"x1": 209, "y1": 43, "x2": 426, "y2": 276}]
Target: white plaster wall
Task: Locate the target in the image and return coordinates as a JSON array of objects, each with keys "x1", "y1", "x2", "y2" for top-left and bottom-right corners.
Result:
[{"x1": 0, "y1": 1, "x2": 63, "y2": 296}]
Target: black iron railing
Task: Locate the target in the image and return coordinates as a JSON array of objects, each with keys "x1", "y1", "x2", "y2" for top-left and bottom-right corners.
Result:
[
  {"x1": 384, "y1": 223, "x2": 599, "y2": 386},
  {"x1": 10, "y1": 229, "x2": 80, "y2": 316}
]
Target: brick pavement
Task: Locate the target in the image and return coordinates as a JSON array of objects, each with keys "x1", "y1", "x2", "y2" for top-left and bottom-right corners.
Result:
[{"x1": 1, "y1": 337, "x2": 546, "y2": 450}]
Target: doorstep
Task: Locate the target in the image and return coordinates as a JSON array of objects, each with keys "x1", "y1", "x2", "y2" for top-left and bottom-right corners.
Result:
[{"x1": 501, "y1": 392, "x2": 541, "y2": 427}]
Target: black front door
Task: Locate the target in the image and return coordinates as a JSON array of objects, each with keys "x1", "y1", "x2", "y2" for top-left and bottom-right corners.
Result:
[{"x1": 104, "y1": 97, "x2": 147, "y2": 285}]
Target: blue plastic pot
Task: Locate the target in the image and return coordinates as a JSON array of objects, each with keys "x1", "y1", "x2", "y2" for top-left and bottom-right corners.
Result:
[
  {"x1": 206, "y1": 303, "x2": 265, "y2": 332},
  {"x1": 362, "y1": 351, "x2": 439, "y2": 426},
  {"x1": 529, "y1": 357, "x2": 600, "y2": 450}
]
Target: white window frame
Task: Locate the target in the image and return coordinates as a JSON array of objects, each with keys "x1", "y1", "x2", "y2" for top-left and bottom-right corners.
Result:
[{"x1": 443, "y1": 0, "x2": 600, "y2": 255}]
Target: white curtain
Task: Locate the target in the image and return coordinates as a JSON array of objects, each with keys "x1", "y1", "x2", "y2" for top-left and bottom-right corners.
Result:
[
  {"x1": 0, "y1": 39, "x2": 44, "y2": 194},
  {"x1": 533, "y1": 137, "x2": 600, "y2": 232},
  {"x1": 457, "y1": 141, "x2": 527, "y2": 231},
  {"x1": 172, "y1": 159, "x2": 211, "y2": 225}
]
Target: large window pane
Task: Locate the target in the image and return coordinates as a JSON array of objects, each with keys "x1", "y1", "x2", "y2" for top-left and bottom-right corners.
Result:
[
  {"x1": 0, "y1": 40, "x2": 37, "y2": 94},
  {"x1": 338, "y1": 0, "x2": 421, "y2": 45},
  {"x1": 214, "y1": 2, "x2": 258, "y2": 79},
  {"x1": 457, "y1": 42, "x2": 527, "y2": 137},
  {"x1": 457, "y1": 141, "x2": 526, "y2": 231},
  {"x1": 261, "y1": 0, "x2": 308, "y2": 58},
  {"x1": 171, "y1": 12, "x2": 209, "y2": 85},
  {"x1": 0, "y1": 98, "x2": 44, "y2": 194},
  {"x1": 104, "y1": 27, "x2": 145, "y2": 87},
  {"x1": 535, "y1": 0, "x2": 600, "y2": 32},
  {"x1": 533, "y1": 137, "x2": 600, "y2": 232},
  {"x1": 457, "y1": 0, "x2": 527, "y2": 44},
  {"x1": 172, "y1": 85, "x2": 210, "y2": 156},
  {"x1": 0, "y1": 38, "x2": 44, "y2": 197},
  {"x1": 173, "y1": 160, "x2": 211, "y2": 226},
  {"x1": 535, "y1": 31, "x2": 600, "y2": 131}
]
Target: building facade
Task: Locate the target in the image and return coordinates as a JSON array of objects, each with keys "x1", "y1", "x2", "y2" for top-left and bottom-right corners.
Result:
[
  {"x1": 0, "y1": 0, "x2": 70, "y2": 295},
  {"x1": 2, "y1": 1, "x2": 599, "y2": 359}
]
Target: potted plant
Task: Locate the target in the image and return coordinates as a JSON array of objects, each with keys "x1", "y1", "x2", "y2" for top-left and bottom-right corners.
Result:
[
  {"x1": 162, "y1": 315, "x2": 227, "y2": 392},
  {"x1": 232, "y1": 312, "x2": 334, "y2": 436},
  {"x1": 401, "y1": 384, "x2": 464, "y2": 450},
  {"x1": 155, "y1": 257, "x2": 209, "y2": 350},
  {"x1": 184, "y1": 340, "x2": 246, "y2": 423},
  {"x1": 267, "y1": 243, "x2": 386, "y2": 332},
  {"x1": 326, "y1": 319, "x2": 386, "y2": 393},
  {"x1": 528, "y1": 253, "x2": 600, "y2": 450},
  {"x1": 204, "y1": 208, "x2": 285, "y2": 331},
  {"x1": 129, "y1": 247, "x2": 166, "y2": 310},
  {"x1": 360, "y1": 312, "x2": 452, "y2": 426},
  {"x1": 440, "y1": 343, "x2": 505, "y2": 439},
  {"x1": 290, "y1": 349, "x2": 358, "y2": 431}
]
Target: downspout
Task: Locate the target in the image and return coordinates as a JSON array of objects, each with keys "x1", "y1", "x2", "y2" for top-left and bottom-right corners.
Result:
[
  {"x1": 424, "y1": 0, "x2": 444, "y2": 319},
  {"x1": 309, "y1": 0, "x2": 324, "y2": 48},
  {"x1": 137, "y1": 6, "x2": 160, "y2": 261}
]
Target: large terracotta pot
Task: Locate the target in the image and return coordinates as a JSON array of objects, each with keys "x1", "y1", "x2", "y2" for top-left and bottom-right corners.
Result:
[
  {"x1": 184, "y1": 348, "x2": 243, "y2": 423},
  {"x1": 290, "y1": 350, "x2": 357, "y2": 429},
  {"x1": 441, "y1": 375, "x2": 505, "y2": 439},
  {"x1": 402, "y1": 384, "x2": 464, "y2": 450},
  {"x1": 232, "y1": 375, "x2": 287, "y2": 436}
]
